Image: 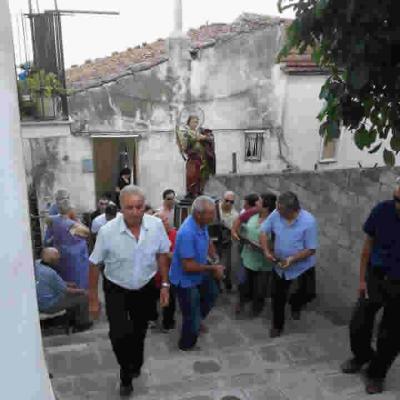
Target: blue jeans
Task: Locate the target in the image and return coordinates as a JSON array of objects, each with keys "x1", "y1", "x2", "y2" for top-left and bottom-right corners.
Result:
[{"x1": 175, "y1": 273, "x2": 219, "y2": 350}]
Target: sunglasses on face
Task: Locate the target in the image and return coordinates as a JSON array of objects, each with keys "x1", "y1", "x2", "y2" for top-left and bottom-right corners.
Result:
[{"x1": 224, "y1": 199, "x2": 234, "y2": 204}]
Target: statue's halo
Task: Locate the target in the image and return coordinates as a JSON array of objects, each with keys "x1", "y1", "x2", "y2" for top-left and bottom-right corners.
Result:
[{"x1": 178, "y1": 106, "x2": 205, "y2": 128}]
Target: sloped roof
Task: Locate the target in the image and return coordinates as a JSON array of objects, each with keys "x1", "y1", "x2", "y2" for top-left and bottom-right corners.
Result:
[
  {"x1": 66, "y1": 13, "x2": 290, "y2": 89},
  {"x1": 281, "y1": 51, "x2": 327, "y2": 74}
]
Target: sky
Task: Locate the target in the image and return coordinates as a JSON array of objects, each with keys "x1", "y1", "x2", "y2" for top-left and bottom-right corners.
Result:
[{"x1": 9, "y1": 0, "x2": 294, "y2": 68}]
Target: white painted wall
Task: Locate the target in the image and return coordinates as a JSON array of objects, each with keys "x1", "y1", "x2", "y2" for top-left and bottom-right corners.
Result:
[
  {"x1": 282, "y1": 74, "x2": 398, "y2": 170},
  {"x1": 137, "y1": 131, "x2": 185, "y2": 208},
  {"x1": 22, "y1": 133, "x2": 95, "y2": 215},
  {"x1": 0, "y1": 0, "x2": 55, "y2": 398}
]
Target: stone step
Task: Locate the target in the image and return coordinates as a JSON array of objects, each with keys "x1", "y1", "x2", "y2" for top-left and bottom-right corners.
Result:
[{"x1": 49, "y1": 324, "x2": 400, "y2": 400}]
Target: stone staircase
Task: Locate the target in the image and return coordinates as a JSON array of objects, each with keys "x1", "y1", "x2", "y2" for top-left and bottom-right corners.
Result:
[{"x1": 44, "y1": 293, "x2": 400, "y2": 400}]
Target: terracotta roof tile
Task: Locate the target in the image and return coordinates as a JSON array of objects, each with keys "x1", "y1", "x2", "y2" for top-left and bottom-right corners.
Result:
[{"x1": 66, "y1": 13, "x2": 290, "y2": 89}]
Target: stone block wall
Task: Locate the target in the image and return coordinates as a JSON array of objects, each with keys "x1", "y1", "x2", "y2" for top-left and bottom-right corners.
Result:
[{"x1": 206, "y1": 167, "x2": 400, "y2": 322}]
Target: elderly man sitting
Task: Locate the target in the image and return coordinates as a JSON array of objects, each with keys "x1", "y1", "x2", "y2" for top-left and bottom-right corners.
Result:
[{"x1": 34, "y1": 247, "x2": 92, "y2": 332}]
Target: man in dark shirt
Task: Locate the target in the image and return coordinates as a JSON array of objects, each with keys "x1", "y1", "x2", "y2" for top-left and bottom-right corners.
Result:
[
  {"x1": 341, "y1": 181, "x2": 400, "y2": 395},
  {"x1": 90, "y1": 196, "x2": 110, "y2": 225}
]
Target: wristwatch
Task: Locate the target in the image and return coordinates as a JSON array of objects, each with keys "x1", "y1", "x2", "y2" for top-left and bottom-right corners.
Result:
[{"x1": 161, "y1": 282, "x2": 170, "y2": 289}]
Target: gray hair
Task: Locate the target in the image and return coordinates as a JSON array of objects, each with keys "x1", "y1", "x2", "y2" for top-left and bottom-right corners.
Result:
[
  {"x1": 192, "y1": 195, "x2": 216, "y2": 214},
  {"x1": 58, "y1": 198, "x2": 73, "y2": 215},
  {"x1": 277, "y1": 191, "x2": 300, "y2": 212},
  {"x1": 223, "y1": 191, "x2": 235, "y2": 198},
  {"x1": 120, "y1": 185, "x2": 146, "y2": 203},
  {"x1": 55, "y1": 189, "x2": 69, "y2": 201}
]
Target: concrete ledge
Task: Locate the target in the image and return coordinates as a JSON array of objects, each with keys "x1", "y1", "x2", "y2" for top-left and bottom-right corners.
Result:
[{"x1": 21, "y1": 120, "x2": 72, "y2": 139}]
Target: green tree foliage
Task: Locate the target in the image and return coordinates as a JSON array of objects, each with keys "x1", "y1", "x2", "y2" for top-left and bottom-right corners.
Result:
[{"x1": 278, "y1": 0, "x2": 400, "y2": 165}]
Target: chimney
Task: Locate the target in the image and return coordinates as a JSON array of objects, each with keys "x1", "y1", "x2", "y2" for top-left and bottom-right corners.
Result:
[{"x1": 171, "y1": 0, "x2": 184, "y2": 38}]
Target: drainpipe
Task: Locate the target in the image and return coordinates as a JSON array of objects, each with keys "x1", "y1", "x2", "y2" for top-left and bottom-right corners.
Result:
[{"x1": 0, "y1": 1, "x2": 55, "y2": 398}]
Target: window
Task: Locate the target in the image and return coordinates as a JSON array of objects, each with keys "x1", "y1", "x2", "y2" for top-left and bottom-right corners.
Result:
[
  {"x1": 244, "y1": 130, "x2": 264, "y2": 161},
  {"x1": 320, "y1": 133, "x2": 340, "y2": 162}
]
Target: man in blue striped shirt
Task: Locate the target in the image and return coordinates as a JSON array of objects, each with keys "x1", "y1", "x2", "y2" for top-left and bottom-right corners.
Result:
[{"x1": 260, "y1": 191, "x2": 318, "y2": 338}]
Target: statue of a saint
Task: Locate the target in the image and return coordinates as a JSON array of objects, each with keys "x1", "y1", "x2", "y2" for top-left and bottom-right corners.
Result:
[{"x1": 177, "y1": 114, "x2": 216, "y2": 198}]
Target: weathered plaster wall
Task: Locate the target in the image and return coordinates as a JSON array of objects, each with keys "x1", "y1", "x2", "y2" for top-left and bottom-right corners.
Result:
[
  {"x1": 282, "y1": 74, "x2": 398, "y2": 170},
  {"x1": 22, "y1": 131, "x2": 95, "y2": 214},
  {"x1": 68, "y1": 24, "x2": 288, "y2": 205},
  {"x1": 206, "y1": 167, "x2": 400, "y2": 322}
]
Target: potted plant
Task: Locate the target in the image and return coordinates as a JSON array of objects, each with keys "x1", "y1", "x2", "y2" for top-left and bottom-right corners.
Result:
[{"x1": 26, "y1": 69, "x2": 65, "y2": 119}]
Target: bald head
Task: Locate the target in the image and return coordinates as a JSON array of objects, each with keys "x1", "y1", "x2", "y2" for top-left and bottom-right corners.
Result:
[
  {"x1": 155, "y1": 210, "x2": 170, "y2": 231},
  {"x1": 41, "y1": 247, "x2": 60, "y2": 267}
]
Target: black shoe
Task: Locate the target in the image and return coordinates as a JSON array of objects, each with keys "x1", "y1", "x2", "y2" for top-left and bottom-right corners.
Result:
[
  {"x1": 291, "y1": 309, "x2": 301, "y2": 320},
  {"x1": 269, "y1": 328, "x2": 282, "y2": 338},
  {"x1": 119, "y1": 382, "x2": 133, "y2": 397},
  {"x1": 161, "y1": 322, "x2": 176, "y2": 333},
  {"x1": 179, "y1": 344, "x2": 201, "y2": 351},
  {"x1": 365, "y1": 378, "x2": 384, "y2": 395},
  {"x1": 72, "y1": 321, "x2": 93, "y2": 333},
  {"x1": 341, "y1": 358, "x2": 367, "y2": 374},
  {"x1": 131, "y1": 370, "x2": 140, "y2": 379}
]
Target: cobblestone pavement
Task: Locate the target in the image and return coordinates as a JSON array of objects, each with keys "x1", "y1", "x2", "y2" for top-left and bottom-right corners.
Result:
[{"x1": 44, "y1": 291, "x2": 400, "y2": 400}]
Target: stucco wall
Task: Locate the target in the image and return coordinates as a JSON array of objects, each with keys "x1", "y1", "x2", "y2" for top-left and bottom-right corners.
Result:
[
  {"x1": 67, "y1": 23, "x2": 288, "y2": 207},
  {"x1": 282, "y1": 74, "x2": 398, "y2": 170},
  {"x1": 205, "y1": 167, "x2": 400, "y2": 322},
  {"x1": 22, "y1": 128, "x2": 95, "y2": 214}
]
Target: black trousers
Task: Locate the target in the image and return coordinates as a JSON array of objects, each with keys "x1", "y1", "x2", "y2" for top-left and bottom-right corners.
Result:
[
  {"x1": 271, "y1": 267, "x2": 316, "y2": 330},
  {"x1": 239, "y1": 268, "x2": 271, "y2": 314},
  {"x1": 349, "y1": 268, "x2": 400, "y2": 380},
  {"x1": 103, "y1": 277, "x2": 156, "y2": 384},
  {"x1": 150, "y1": 286, "x2": 177, "y2": 328}
]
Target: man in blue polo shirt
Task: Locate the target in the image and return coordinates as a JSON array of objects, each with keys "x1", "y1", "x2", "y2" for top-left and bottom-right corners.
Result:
[
  {"x1": 341, "y1": 181, "x2": 400, "y2": 395},
  {"x1": 170, "y1": 195, "x2": 225, "y2": 351},
  {"x1": 35, "y1": 247, "x2": 92, "y2": 331},
  {"x1": 260, "y1": 191, "x2": 318, "y2": 338}
]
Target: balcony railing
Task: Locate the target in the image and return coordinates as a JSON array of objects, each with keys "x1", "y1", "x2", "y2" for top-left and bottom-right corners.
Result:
[{"x1": 17, "y1": 71, "x2": 69, "y2": 121}]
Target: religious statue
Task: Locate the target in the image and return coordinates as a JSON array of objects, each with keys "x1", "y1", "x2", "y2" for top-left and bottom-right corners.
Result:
[{"x1": 176, "y1": 110, "x2": 216, "y2": 198}]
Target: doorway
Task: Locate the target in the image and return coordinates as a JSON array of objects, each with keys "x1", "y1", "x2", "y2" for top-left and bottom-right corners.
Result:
[{"x1": 92, "y1": 136, "x2": 138, "y2": 204}]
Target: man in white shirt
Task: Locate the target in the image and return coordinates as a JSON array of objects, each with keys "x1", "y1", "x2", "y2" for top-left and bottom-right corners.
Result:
[
  {"x1": 89, "y1": 185, "x2": 170, "y2": 397},
  {"x1": 91, "y1": 203, "x2": 119, "y2": 235}
]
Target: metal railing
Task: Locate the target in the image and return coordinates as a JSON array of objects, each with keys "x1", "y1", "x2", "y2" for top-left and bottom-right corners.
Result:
[{"x1": 17, "y1": 78, "x2": 68, "y2": 121}]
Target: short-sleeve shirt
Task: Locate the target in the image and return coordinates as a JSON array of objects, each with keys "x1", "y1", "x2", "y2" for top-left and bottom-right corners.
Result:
[
  {"x1": 218, "y1": 203, "x2": 239, "y2": 229},
  {"x1": 89, "y1": 214, "x2": 170, "y2": 290},
  {"x1": 261, "y1": 209, "x2": 318, "y2": 280},
  {"x1": 34, "y1": 260, "x2": 67, "y2": 312},
  {"x1": 91, "y1": 212, "x2": 121, "y2": 234},
  {"x1": 363, "y1": 200, "x2": 400, "y2": 278},
  {"x1": 241, "y1": 214, "x2": 274, "y2": 272},
  {"x1": 239, "y1": 207, "x2": 259, "y2": 224},
  {"x1": 169, "y1": 215, "x2": 209, "y2": 288}
]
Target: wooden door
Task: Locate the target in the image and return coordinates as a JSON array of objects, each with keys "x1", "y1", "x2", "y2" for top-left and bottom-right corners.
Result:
[{"x1": 92, "y1": 137, "x2": 137, "y2": 203}]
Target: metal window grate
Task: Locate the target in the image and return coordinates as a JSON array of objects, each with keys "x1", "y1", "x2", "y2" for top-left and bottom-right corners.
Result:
[{"x1": 244, "y1": 131, "x2": 264, "y2": 161}]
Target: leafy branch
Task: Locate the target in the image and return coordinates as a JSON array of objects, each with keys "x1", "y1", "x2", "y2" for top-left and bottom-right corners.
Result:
[{"x1": 278, "y1": 0, "x2": 400, "y2": 166}]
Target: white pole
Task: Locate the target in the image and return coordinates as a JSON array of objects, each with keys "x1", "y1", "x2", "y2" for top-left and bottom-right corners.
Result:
[
  {"x1": 0, "y1": 1, "x2": 55, "y2": 399},
  {"x1": 171, "y1": 0, "x2": 184, "y2": 37}
]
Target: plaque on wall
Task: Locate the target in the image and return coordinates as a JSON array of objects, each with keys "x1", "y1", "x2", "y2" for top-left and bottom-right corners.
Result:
[{"x1": 81, "y1": 159, "x2": 94, "y2": 173}]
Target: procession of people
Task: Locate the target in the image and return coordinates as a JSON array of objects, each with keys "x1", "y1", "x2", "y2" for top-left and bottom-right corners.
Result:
[{"x1": 34, "y1": 125, "x2": 400, "y2": 396}]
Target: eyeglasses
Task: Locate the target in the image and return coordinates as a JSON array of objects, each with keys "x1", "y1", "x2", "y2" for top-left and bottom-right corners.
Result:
[{"x1": 224, "y1": 199, "x2": 234, "y2": 204}]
